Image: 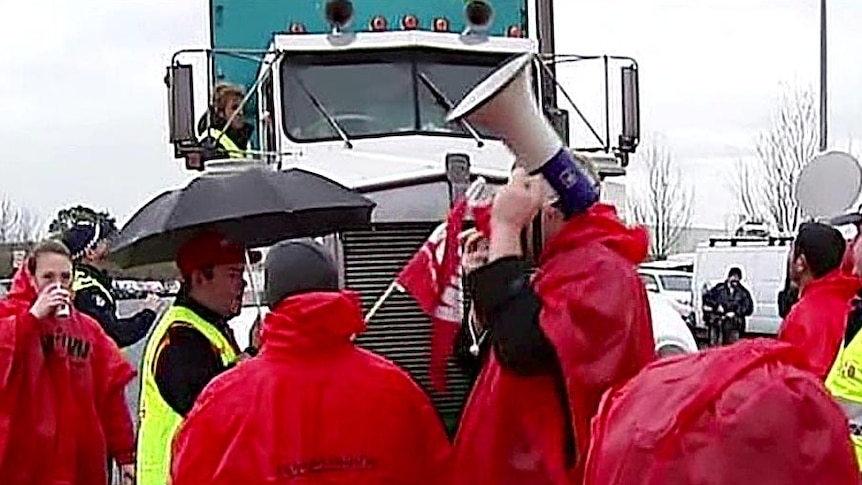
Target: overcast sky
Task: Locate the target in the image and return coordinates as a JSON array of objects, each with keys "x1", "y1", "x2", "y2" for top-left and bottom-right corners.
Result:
[{"x1": 0, "y1": 0, "x2": 860, "y2": 230}]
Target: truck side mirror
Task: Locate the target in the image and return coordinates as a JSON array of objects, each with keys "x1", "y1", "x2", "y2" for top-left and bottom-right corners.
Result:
[
  {"x1": 166, "y1": 64, "x2": 196, "y2": 150},
  {"x1": 619, "y1": 65, "x2": 640, "y2": 155}
]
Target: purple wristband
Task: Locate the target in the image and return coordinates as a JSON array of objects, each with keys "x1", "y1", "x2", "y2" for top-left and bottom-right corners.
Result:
[{"x1": 532, "y1": 148, "x2": 599, "y2": 217}]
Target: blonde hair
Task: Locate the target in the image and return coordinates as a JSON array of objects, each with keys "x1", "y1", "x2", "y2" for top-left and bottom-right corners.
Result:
[{"x1": 212, "y1": 83, "x2": 245, "y2": 112}]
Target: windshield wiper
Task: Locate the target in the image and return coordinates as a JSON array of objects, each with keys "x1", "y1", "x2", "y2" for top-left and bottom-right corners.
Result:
[
  {"x1": 294, "y1": 77, "x2": 353, "y2": 149},
  {"x1": 417, "y1": 72, "x2": 485, "y2": 148}
]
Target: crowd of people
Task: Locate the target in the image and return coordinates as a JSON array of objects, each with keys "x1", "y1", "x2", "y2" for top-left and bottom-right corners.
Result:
[{"x1": 2, "y1": 157, "x2": 862, "y2": 485}]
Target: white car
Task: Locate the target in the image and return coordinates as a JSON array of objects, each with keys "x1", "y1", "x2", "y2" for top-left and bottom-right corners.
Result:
[{"x1": 647, "y1": 292, "x2": 699, "y2": 358}]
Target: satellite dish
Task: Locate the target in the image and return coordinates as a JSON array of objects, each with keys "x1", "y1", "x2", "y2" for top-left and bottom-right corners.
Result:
[{"x1": 796, "y1": 151, "x2": 862, "y2": 219}]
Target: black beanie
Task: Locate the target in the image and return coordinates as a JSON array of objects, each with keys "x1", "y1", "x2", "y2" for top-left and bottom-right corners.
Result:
[
  {"x1": 61, "y1": 220, "x2": 113, "y2": 261},
  {"x1": 264, "y1": 239, "x2": 340, "y2": 307}
]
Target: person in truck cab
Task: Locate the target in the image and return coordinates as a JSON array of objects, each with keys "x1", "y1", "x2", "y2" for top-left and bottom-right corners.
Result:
[
  {"x1": 703, "y1": 266, "x2": 754, "y2": 345},
  {"x1": 198, "y1": 82, "x2": 253, "y2": 160},
  {"x1": 62, "y1": 219, "x2": 161, "y2": 349},
  {"x1": 136, "y1": 230, "x2": 261, "y2": 485}
]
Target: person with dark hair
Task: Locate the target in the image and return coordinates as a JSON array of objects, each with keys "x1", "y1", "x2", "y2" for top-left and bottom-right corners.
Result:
[
  {"x1": 62, "y1": 219, "x2": 161, "y2": 348},
  {"x1": 778, "y1": 222, "x2": 860, "y2": 379},
  {"x1": 703, "y1": 266, "x2": 754, "y2": 345},
  {"x1": 170, "y1": 239, "x2": 450, "y2": 485},
  {"x1": 0, "y1": 240, "x2": 137, "y2": 485},
  {"x1": 136, "y1": 230, "x2": 261, "y2": 485}
]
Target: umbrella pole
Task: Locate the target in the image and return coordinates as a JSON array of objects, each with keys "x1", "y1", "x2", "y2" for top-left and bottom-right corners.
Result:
[{"x1": 365, "y1": 280, "x2": 402, "y2": 323}]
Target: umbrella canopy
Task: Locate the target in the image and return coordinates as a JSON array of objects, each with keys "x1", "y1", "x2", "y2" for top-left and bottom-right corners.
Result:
[{"x1": 109, "y1": 167, "x2": 375, "y2": 268}]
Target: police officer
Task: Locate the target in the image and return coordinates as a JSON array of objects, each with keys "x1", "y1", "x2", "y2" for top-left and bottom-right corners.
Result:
[
  {"x1": 198, "y1": 82, "x2": 253, "y2": 160},
  {"x1": 136, "y1": 230, "x2": 260, "y2": 485},
  {"x1": 62, "y1": 219, "x2": 160, "y2": 348}
]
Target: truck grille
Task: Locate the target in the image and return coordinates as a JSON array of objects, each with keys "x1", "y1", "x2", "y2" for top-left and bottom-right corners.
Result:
[{"x1": 342, "y1": 223, "x2": 472, "y2": 426}]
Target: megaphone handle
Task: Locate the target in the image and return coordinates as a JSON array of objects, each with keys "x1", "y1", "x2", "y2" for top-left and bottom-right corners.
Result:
[{"x1": 531, "y1": 148, "x2": 599, "y2": 218}]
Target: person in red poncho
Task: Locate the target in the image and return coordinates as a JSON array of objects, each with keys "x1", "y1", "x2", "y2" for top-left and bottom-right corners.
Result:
[
  {"x1": 583, "y1": 338, "x2": 860, "y2": 484},
  {"x1": 0, "y1": 240, "x2": 136, "y2": 485},
  {"x1": 778, "y1": 222, "x2": 861, "y2": 379},
  {"x1": 171, "y1": 239, "x2": 450, "y2": 485},
  {"x1": 450, "y1": 168, "x2": 655, "y2": 485}
]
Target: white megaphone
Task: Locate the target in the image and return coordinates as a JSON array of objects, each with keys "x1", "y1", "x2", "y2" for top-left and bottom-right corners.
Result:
[
  {"x1": 795, "y1": 150, "x2": 862, "y2": 225},
  {"x1": 447, "y1": 53, "x2": 599, "y2": 218}
]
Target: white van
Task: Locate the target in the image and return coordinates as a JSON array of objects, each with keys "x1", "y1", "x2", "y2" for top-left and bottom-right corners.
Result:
[{"x1": 693, "y1": 235, "x2": 793, "y2": 335}]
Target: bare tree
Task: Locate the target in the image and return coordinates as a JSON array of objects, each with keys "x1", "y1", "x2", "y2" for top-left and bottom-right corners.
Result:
[
  {"x1": 0, "y1": 196, "x2": 21, "y2": 243},
  {"x1": 15, "y1": 208, "x2": 42, "y2": 243},
  {"x1": 627, "y1": 143, "x2": 694, "y2": 257},
  {"x1": 734, "y1": 86, "x2": 819, "y2": 233}
]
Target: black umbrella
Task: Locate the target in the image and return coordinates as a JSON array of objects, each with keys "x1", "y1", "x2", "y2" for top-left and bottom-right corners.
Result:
[{"x1": 109, "y1": 167, "x2": 375, "y2": 268}]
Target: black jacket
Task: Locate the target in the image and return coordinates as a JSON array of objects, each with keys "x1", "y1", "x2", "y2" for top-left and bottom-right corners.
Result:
[
  {"x1": 704, "y1": 281, "x2": 755, "y2": 319},
  {"x1": 73, "y1": 264, "x2": 157, "y2": 348},
  {"x1": 153, "y1": 290, "x2": 242, "y2": 417}
]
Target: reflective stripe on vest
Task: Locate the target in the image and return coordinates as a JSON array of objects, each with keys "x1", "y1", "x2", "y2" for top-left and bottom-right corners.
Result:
[
  {"x1": 826, "y1": 336, "x2": 862, "y2": 468},
  {"x1": 72, "y1": 269, "x2": 115, "y2": 306},
  {"x1": 135, "y1": 305, "x2": 238, "y2": 485},
  {"x1": 205, "y1": 128, "x2": 247, "y2": 159}
]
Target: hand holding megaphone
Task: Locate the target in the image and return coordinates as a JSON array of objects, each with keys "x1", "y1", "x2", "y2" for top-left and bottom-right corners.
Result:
[{"x1": 448, "y1": 54, "x2": 599, "y2": 218}]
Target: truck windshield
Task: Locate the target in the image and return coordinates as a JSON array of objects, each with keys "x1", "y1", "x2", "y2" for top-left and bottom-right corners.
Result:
[{"x1": 281, "y1": 49, "x2": 508, "y2": 141}]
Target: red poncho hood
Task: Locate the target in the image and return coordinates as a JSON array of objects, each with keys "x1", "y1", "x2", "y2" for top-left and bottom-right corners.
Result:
[
  {"x1": 777, "y1": 270, "x2": 861, "y2": 379},
  {"x1": 451, "y1": 204, "x2": 656, "y2": 485},
  {"x1": 0, "y1": 263, "x2": 37, "y2": 315},
  {"x1": 171, "y1": 291, "x2": 450, "y2": 485},
  {"x1": 0, "y1": 263, "x2": 135, "y2": 485},
  {"x1": 584, "y1": 339, "x2": 860, "y2": 485}
]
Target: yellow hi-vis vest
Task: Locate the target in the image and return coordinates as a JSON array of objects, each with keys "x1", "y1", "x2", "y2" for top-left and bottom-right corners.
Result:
[
  {"x1": 205, "y1": 128, "x2": 248, "y2": 159},
  {"x1": 826, "y1": 333, "x2": 862, "y2": 469},
  {"x1": 72, "y1": 268, "x2": 115, "y2": 307},
  {"x1": 135, "y1": 305, "x2": 238, "y2": 485}
]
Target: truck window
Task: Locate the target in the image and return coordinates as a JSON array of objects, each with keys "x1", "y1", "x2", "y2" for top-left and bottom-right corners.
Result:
[{"x1": 280, "y1": 49, "x2": 506, "y2": 142}]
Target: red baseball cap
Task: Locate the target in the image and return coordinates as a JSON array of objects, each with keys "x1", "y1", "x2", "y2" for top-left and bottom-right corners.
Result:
[{"x1": 176, "y1": 230, "x2": 261, "y2": 277}]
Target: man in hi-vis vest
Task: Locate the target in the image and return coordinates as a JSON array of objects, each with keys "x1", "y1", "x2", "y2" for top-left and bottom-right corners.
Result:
[
  {"x1": 826, "y1": 208, "x2": 862, "y2": 470},
  {"x1": 198, "y1": 83, "x2": 253, "y2": 160},
  {"x1": 136, "y1": 230, "x2": 261, "y2": 485}
]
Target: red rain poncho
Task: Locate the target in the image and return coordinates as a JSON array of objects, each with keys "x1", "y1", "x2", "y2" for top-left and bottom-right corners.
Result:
[
  {"x1": 171, "y1": 290, "x2": 450, "y2": 485},
  {"x1": 450, "y1": 204, "x2": 656, "y2": 485},
  {"x1": 0, "y1": 264, "x2": 136, "y2": 484},
  {"x1": 777, "y1": 270, "x2": 861, "y2": 379},
  {"x1": 584, "y1": 339, "x2": 861, "y2": 485}
]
